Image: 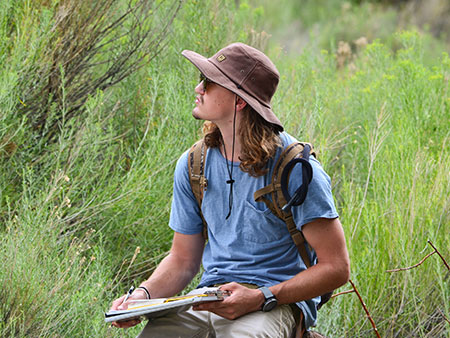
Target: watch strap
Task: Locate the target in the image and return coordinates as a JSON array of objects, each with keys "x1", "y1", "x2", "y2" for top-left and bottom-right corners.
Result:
[{"x1": 259, "y1": 286, "x2": 274, "y2": 300}]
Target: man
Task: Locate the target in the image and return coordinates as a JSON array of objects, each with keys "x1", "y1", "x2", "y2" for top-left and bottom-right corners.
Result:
[{"x1": 111, "y1": 42, "x2": 350, "y2": 337}]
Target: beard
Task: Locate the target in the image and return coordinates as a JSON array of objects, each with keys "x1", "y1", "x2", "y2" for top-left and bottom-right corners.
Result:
[
  {"x1": 192, "y1": 112, "x2": 203, "y2": 120},
  {"x1": 192, "y1": 97, "x2": 205, "y2": 120}
]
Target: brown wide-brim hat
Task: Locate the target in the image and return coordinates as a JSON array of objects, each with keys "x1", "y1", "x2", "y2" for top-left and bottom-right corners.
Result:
[{"x1": 182, "y1": 42, "x2": 283, "y2": 131}]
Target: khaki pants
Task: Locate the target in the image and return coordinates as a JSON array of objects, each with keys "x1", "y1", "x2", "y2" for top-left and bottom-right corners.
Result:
[{"x1": 137, "y1": 287, "x2": 297, "y2": 338}]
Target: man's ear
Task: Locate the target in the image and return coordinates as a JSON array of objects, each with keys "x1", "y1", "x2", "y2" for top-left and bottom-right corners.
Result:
[{"x1": 235, "y1": 96, "x2": 247, "y2": 112}]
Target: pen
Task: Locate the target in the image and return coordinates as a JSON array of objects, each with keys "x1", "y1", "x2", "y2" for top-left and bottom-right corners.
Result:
[{"x1": 123, "y1": 286, "x2": 135, "y2": 304}]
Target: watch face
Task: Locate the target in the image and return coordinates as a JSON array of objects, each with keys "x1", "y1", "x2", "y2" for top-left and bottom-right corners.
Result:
[{"x1": 262, "y1": 298, "x2": 278, "y2": 312}]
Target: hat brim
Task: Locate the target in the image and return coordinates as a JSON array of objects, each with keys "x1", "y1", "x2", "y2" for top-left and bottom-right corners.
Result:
[{"x1": 182, "y1": 50, "x2": 283, "y2": 131}]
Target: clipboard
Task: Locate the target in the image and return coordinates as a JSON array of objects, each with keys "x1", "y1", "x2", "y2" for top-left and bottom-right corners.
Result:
[{"x1": 105, "y1": 289, "x2": 229, "y2": 323}]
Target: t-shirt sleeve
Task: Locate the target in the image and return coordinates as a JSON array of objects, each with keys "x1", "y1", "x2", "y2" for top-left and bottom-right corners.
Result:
[
  {"x1": 169, "y1": 150, "x2": 204, "y2": 235},
  {"x1": 290, "y1": 156, "x2": 339, "y2": 230}
]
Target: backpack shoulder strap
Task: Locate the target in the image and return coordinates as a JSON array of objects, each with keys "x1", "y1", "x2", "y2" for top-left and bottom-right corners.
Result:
[
  {"x1": 255, "y1": 142, "x2": 334, "y2": 310},
  {"x1": 188, "y1": 139, "x2": 209, "y2": 239},
  {"x1": 254, "y1": 142, "x2": 315, "y2": 267}
]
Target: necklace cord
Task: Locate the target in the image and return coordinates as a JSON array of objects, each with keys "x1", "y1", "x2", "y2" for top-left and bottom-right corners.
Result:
[{"x1": 224, "y1": 96, "x2": 237, "y2": 219}]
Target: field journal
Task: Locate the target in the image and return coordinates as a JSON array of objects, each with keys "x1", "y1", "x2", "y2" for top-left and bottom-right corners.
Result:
[{"x1": 105, "y1": 289, "x2": 228, "y2": 322}]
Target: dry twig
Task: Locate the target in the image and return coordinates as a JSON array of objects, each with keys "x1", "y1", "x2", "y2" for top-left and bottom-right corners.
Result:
[
  {"x1": 384, "y1": 240, "x2": 449, "y2": 331},
  {"x1": 334, "y1": 241, "x2": 448, "y2": 335},
  {"x1": 437, "y1": 308, "x2": 450, "y2": 326},
  {"x1": 386, "y1": 240, "x2": 449, "y2": 273},
  {"x1": 428, "y1": 240, "x2": 450, "y2": 271},
  {"x1": 332, "y1": 280, "x2": 381, "y2": 338},
  {"x1": 386, "y1": 251, "x2": 436, "y2": 272},
  {"x1": 331, "y1": 289, "x2": 355, "y2": 298},
  {"x1": 348, "y1": 280, "x2": 382, "y2": 338}
]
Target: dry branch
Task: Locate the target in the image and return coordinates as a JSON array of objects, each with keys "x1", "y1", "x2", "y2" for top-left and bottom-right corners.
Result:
[
  {"x1": 437, "y1": 308, "x2": 450, "y2": 326},
  {"x1": 332, "y1": 280, "x2": 381, "y2": 337},
  {"x1": 348, "y1": 279, "x2": 382, "y2": 338},
  {"x1": 331, "y1": 289, "x2": 355, "y2": 298},
  {"x1": 386, "y1": 240, "x2": 449, "y2": 273},
  {"x1": 386, "y1": 251, "x2": 436, "y2": 272},
  {"x1": 428, "y1": 240, "x2": 450, "y2": 271}
]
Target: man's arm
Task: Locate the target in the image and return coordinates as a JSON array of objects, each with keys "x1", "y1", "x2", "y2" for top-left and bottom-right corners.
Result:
[
  {"x1": 194, "y1": 217, "x2": 349, "y2": 319},
  {"x1": 139, "y1": 231, "x2": 205, "y2": 298},
  {"x1": 270, "y1": 217, "x2": 350, "y2": 304},
  {"x1": 111, "y1": 231, "x2": 205, "y2": 328}
]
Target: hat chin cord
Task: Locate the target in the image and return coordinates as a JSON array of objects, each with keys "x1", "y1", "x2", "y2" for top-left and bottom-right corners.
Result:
[{"x1": 223, "y1": 95, "x2": 238, "y2": 220}]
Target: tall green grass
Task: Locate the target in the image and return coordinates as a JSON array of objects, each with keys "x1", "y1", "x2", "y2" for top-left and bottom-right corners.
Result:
[
  {"x1": 1, "y1": 0, "x2": 449, "y2": 337},
  {"x1": 272, "y1": 30, "x2": 450, "y2": 336}
]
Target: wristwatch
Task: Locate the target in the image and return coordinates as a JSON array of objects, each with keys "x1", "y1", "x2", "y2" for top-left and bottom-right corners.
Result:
[{"x1": 258, "y1": 286, "x2": 278, "y2": 312}]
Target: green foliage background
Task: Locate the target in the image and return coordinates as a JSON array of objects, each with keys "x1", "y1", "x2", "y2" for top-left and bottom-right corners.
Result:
[{"x1": 0, "y1": 0, "x2": 449, "y2": 337}]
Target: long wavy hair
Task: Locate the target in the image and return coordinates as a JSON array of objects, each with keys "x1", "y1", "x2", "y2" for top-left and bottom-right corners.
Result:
[{"x1": 203, "y1": 105, "x2": 281, "y2": 177}]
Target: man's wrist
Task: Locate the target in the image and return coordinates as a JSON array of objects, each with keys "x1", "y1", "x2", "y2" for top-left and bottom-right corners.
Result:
[
  {"x1": 258, "y1": 286, "x2": 278, "y2": 312},
  {"x1": 136, "y1": 285, "x2": 151, "y2": 299},
  {"x1": 255, "y1": 288, "x2": 266, "y2": 310}
]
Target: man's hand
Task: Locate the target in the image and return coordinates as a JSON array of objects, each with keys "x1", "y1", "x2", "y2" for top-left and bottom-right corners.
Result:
[
  {"x1": 192, "y1": 283, "x2": 265, "y2": 320},
  {"x1": 110, "y1": 288, "x2": 148, "y2": 329}
]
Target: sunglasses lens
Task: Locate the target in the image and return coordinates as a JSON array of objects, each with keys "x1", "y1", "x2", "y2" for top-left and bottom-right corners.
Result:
[{"x1": 199, "y1": 74, "x2": 209, "y2": 91}]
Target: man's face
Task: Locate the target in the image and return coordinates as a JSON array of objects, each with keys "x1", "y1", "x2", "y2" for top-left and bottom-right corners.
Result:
[{"x1": 192, "y1": 75, "x2": 236, "y2": 124}]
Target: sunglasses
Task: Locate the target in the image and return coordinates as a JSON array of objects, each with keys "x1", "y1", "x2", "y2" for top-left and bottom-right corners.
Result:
[{"x1": 199, "y1": 73, "x2": 213, "y2": 92}]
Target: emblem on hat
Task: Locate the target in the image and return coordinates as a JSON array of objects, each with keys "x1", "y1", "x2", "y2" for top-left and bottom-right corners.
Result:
[{"x1": 217, "y1": 54, "x2": 226, "y2": 62}]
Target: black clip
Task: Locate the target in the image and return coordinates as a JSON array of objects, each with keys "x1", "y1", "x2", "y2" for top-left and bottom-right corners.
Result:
[{"x1": 281, "y1": 145, "x2": 313, "y2": 212}]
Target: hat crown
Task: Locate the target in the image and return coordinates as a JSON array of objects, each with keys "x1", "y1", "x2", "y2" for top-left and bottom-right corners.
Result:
[{"x1": 209, "y1": 43, "x2": 279, "y2": 108}]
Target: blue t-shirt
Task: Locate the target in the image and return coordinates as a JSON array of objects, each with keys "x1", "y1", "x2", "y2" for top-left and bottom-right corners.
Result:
[{"x1": 169, "y1": 132, "x2": 338, "y2": 328}]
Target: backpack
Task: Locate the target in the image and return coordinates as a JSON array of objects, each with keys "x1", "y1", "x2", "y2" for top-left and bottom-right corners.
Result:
[{"x1": 187, "y1": 139, "x2": 332, "y2": 309}]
